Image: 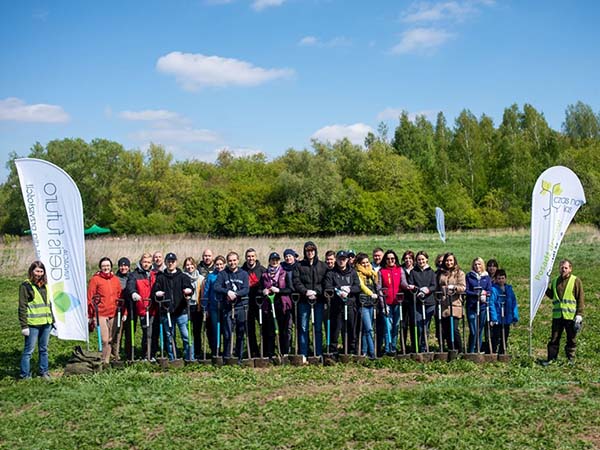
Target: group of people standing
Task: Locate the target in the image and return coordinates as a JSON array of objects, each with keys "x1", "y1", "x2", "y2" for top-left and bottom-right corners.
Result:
[
  {"x1": 17, "y1": 243, "x2": 584, "y2": 377},
  {"x1": 82, "y1": 243, "x2": 525, "y2": 364}
]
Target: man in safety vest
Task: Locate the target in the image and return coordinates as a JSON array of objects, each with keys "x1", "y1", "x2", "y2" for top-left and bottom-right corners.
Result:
[{"x1": 545, "y1": 259, "x2": 585, "y2": 363}]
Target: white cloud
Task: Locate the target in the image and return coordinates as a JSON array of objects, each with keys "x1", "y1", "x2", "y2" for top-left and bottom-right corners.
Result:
[
  {"x1": 299, "y1": 36, "x2": 319, "y2": 46},
  {"x1": 252, "y1": 0, "x2": 286, "y2": 11},
  {"x1": 298, "y1": 35, "x2": 351, "y2": 47},
  {"x1": 377, "y1": 107, "x2": 437, "y2": 122},
  {"x1": 0, "y1": 97, "x2": 69, "y2": 123},
  {"x1": 401, "y1": 0, "x2": 494, "y2": 23},
  {"x1": 390, "y1": 27, "x2": 454, "y2": 54},
  {"x1": 156, "y1": 52, "x2": 294, "y2": 91},
  {"x1": 119, "y1": 109, "x2": 182, "y2": 122},
  {"x1": 311, "y1": 123, "x2": 374, "y2": 146},
  {"x1": 130, "y1": 126, "x2": 219, "y2": 144}
]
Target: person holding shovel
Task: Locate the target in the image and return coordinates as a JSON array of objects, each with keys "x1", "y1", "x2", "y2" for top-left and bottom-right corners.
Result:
[
  {"x1": 325, "y1": 251, "x2": 362, "y2": 355},
  {"x1": 151, "y1": 253, "x2": 194, "y2": 361},
  {"x1": 293, "y1": 241, "x2": 328, "y2": 357},
  {"x1": 261, "y1": 252, "x2": 293, "y2": 356},
  {"x1": 488, "y1": 269, "x2": 519, "y2": 354},
  {"x1": 19, "y1": 261, "x2": 54, "y2": 380},
  {"x1": 437, "y1": 253, "x2": 466, "y2": 353},
  {"x1": 203, "y1": 255, "x2": 227, "y2": 356},
  {"x1": 183, "y1": 257, "x2": 205, "y2": 360},
  {"x1": 465, "y1": 257, "x2": 493, "y2": 353},
  {"x1": 407, "y1": 251, "x2": 437, "y2": 353},
  {"x1": 214, "y1": 251, "x2": 250, "y2": 358},
  {"x1": 127, "y1": 253, "x2": 159, "y2": 361},
  {"x1": 88, "y1": 257, "x2": 126, "y2": 364},
  {"x1": 355, "y1": 253, "x2": 378, "y2": 359},
  {"x1": 378, "y1": 249, "x2": 409, "y2": 355}
]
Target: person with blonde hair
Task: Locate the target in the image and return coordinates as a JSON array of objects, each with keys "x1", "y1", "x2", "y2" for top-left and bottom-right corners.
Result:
[{"x1": 465, "y1": 257, "x2": 493, "y2": 353}]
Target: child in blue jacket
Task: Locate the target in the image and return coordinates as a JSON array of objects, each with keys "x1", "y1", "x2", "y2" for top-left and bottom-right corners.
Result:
[{"x1": 489, "y1": 269, "x2": 519, "y2": 354}]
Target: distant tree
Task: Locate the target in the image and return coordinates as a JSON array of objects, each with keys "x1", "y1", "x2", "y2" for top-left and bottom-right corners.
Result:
[{"x1": 563, "y1": 101, "x2": 600, "y2": 144}]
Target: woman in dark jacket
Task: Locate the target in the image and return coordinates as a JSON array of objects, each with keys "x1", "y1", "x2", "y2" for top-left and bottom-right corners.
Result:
[{"x1": 408, "y1": 251, "x2": 437, "y2": 353}]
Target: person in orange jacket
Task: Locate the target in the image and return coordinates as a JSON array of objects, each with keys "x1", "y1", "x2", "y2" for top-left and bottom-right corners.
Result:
[{"x1": 88, "y1": 257, "x2": 125, "y2": 364}]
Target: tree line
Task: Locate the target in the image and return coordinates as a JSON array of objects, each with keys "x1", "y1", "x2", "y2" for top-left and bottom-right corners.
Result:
[{"x1": 1, "y1": 101, "x2": 599, "y2": 236}]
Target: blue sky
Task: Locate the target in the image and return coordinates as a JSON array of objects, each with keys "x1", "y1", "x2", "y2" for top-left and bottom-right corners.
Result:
[{"x1": 1, "y1": 0, "x2": 599, "y2": 181}]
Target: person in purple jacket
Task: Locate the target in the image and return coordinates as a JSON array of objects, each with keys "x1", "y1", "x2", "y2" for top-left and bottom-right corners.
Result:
[{"x1": 261, "y1": 252, "x2": 293, "y2": 357}]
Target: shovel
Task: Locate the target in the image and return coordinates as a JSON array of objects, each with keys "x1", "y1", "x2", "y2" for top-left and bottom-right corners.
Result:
[
  {"x1": 267, "y1": 294, "x2": 283, "y2": 365},
  {"x1": 395, "y1": 292, "x2": 411, "y2": 360},
  {"x1": 254, "y1": 296, "x2": 270, "y2": 368},
  {"x1": 92, "y1": 294, "x2": 102, "y2": 352},
  {"x1": 289, "y1": 293, "x2": 304, "y2": 366},
  {"x1": 497, "y1": 293, "x2": 511, "y2": 362},
  {"x1": 241, "y1": 298, "x2": 255, "y2": 367},
  {"x1": 212, "y1": 300, "x2": 223, "y2": 367},
  {"x1": 433, "y1": 291, "x2": 447, "y2": 361},
  {"x1": 225, "y1": 298, "x2": 238, "y2": 366},
  {"x1": 322, "y1": 290, "x2": 336, "y2": 366}
]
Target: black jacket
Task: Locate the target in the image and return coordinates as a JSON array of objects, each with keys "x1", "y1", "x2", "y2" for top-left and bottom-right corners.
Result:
[
  {"x1": 292, "y1": 241, "x2": 328, "y2": 303},
  {"x1": 151, "y1": 268, "x2": 194, "y2": 316},
  {"x1": 324, "y1": 265, "x2": 361, "y2": 306},
  {"x1": 408, "y1": 266, "x2": 437, "y2": 306}
]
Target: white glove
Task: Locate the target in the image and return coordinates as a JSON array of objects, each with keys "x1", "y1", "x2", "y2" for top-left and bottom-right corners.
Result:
[
  {"x1": 183, "y1": 288, "x2": 192, "y2": 295},
  {"x1": 306, "y1": 290, "x2": 316, "y2": 298},
  {"x1": 340, "y1": 286, "x2": 351, "y2": 293},
  {"x1": 371, "y1": 293, "x2": 378, "y2": 300},
  {"x1": 420, "y1": 287, "x2": 430, "y2": 295},
  {"x1": 308, "y1": 294, "x2": 317, "y2": 301},
  {"x1": 155, "y1": 291, "x2": 165, "y2": 297},
  {"x1": 270, "y1": 286, "x2": 280, "y2": 293},
  {"x1": 575, "y1": 315, "x2": 583, "y2": 325},
  {"x1": 21, "y1": 328, "x2": 30, "y2": 337},
  {"x1": 263, "y1": 289, "x2": 269, "y2": 296},
  {"x1": 447, "y1": 284, "x2": 455, "y2": 291},
  {"x1": 227, "y1": 290, "x2": 237, "y2": 301},
  {"x1": 132, "y1": 293, "x2": 141, "y2": 302}
]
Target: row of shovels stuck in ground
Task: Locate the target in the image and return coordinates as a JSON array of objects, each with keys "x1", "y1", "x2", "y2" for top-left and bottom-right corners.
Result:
[{"x1": 103, "y1": 287, "x2": 512, "y2": 370}]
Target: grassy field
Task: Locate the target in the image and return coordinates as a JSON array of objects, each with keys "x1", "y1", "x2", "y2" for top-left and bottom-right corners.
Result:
[{"x1": 0, "y1": 227, "x2": 599, "y2": 449}]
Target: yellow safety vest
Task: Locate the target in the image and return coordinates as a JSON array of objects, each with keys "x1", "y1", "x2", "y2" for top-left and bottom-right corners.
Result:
[
  {"x1": 552, "y1": 275, "x2": 577, "y2": 320},
  {"x1": 25, "y1": 280, "x2": 53, "y2": 326}
]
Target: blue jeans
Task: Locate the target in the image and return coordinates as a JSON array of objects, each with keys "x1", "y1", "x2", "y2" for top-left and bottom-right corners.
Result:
[
  {"x1": 298, "y1": 302, "x2": 323, "y2": 356},
  {"x1": 384, "y1": 304, "x2": 401, "y2": 353},
  {"x1": 20, "y1": 324, "x2": 52, "y2": 379},
  {"x1": 467, "y1": 306, "x2": 487, "y2": 353},
  {"x1": 360, "y1": 306, "x2": 375, "y2": 358},
  {"x1": 209, "y1": 306, "x2": 220, "y2": 356},
  {"x1": 222, "y1": 299, "x2": 248, "y2": 358},
  {"x1": 161, "y1": 313, "x2": 191, "y2": 360}
]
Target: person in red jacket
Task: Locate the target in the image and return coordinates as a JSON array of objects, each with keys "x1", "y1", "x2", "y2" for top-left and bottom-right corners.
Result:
[
  {"x1": 88, "y1": 257, "x2": 125, "y2": 364},
  {"x1": 378, "y1": 249, "x2": 408, "y2": 355},
  {"x1": 126, "y1": 252, "x2": 159, "y2": 361}
]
